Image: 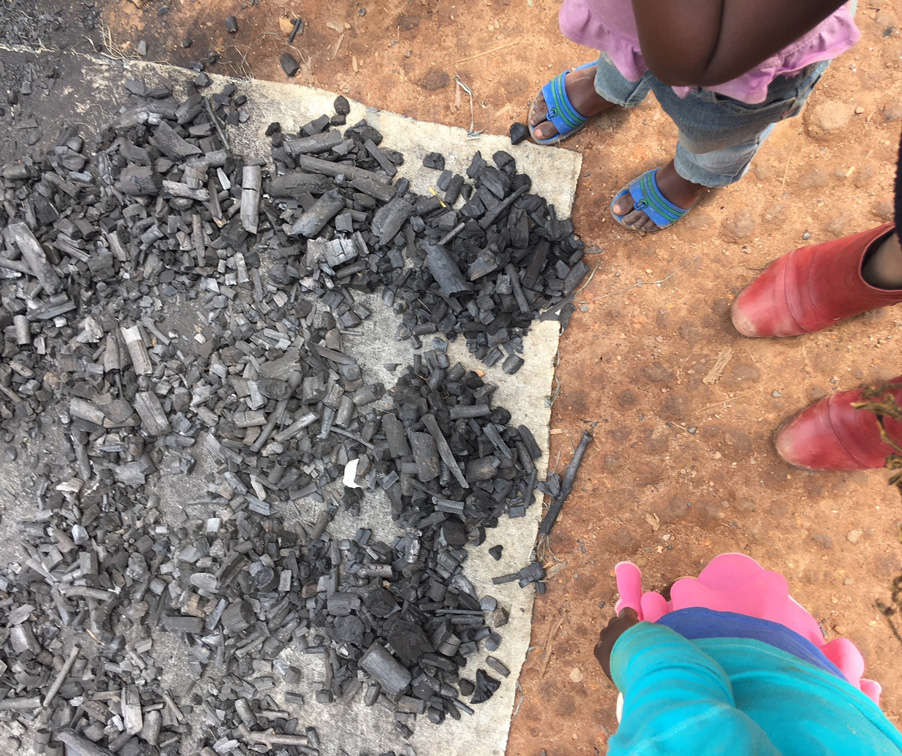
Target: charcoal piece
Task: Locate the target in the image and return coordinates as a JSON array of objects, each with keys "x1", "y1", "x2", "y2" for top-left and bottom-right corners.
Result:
[
  {"x1": 479, "y1": 183, "x2": 529, "y2": 229},
  {"x1": 492, "y1": 605, "x2": 510, "y2": 627},
  {"x1": 518, "y1": 424, "x2": 542, "y2": 459},
  {"x1": 225, "y1": 15, "x2": 238, "y2": 32},
  {"x1": 502, "y1": 354, "x2": 524, "y2": 374},
  {"x1": 240, "y1": 165, "x2": 262, "y2": 234},
  {"x1": 267, "y1": 171, "x2": 332, "y2": 197},
  {"x1": 365, "y1": 138, "x2": 398, "y2": 177},
  {"x1": 470, "y1": 669, "x2": 500, "y2": 704},
  {"x1": 422, "y1": 413, "x2": 468, "y2": 489},
  {"x1": 381, "y1": 413, "x2": 410, "y2": 457},
  {"x1": 437, "y1": 169, "x2": 452, "y2": 191},
  {"x1": 425, "y1": 244, "x2": 471, "y2": 296},
  {"x1": 409, "y1": 432, "x2": 440, "y2": 482},
  {"x1": 509, "y1": 122, "x2": 529, "y2": 145},
  {"x1": 351, "y1": 174, "x2": 397, "y2": 202},
  {"x1": 458, "y1": 679, "x2": 475, "y2": 697},
  {"x1": 505, "y1": 263, "x2": 532, "y2": 314},
  {"x1": 288, "y1": 189, "x2": 345, "y2": 237},
  {"x1": 295, "y1": 153, "x2": 391, "y2": 185},
  {"x1": 522, "y1": 238, "x2": 550, "y2": 289},
  {"x1": 257, "y1": 378, "x2": 292, "y2": 400},
  {"x1": 55, "y1": 730, "x2": 116, "y2": 756},
  {"x1": 485, "y1": 632, "x2": 502, "y2": 652},
  {"x1": 5, "y1": 222, "x2": 62, "y2": 295},
  {"x1": 285, "y1": 131, "x2": 343, "y2": 155},
  {"x1": 465, "y1": 456, "x2": 499, "y2": 481},
  {"x1": 449, "y1": 404, "x2": 490, "y2": 419},
  {"x1": 359, "y1": 644, "x2": 411, "y2": 696},
  {"x1": 280, "y1": 52, "x2": 300, "y2": 77},
  {"x1": 440, "y1": 519, "x2": 466, "y2": 547},
  {"x1": 152, "y1": 121, "x2": 202, "y2": 160},
  {"x1": 467, "y1": 246, "x2": 502, "y2": 281},
  {"x1": 562, "y1": 259, "x2": 590, "y2": 295},
  {"x1": 539, "y1": 430, "x2": 592, "y2": 536},
  {"x1": 364, "y1": 588, "x2": 398, "y2": 618},
  {"x1": 162, "y1": 615, "x2": 204, "y2": 634},
  {"x1": 423, "y1": 152, "x2": 445, "y2": 170},
  {"x1": 386, "y1": 620, "x2": 434, "y2": 665},
  {"x1": 334, "y1": 95, "x2": 350, "y2": 115},
  {"x1": 486, "y1": 656, "x2": 510, "y2": 677},
  {"x1": 302, "y1": 114, "x2": 331, "y2": 135},
  {"x1": 120, "y1": 325, "x2": 153, "y2": 375},
  {"x1": 488, "y1": 545, "x2": 503, "y2": 561},
  {"x1": 371, "y1": 196, "x2": 414, "y2": 246},
  {"x1": 222, "y1": 600, "x2": 254, "y2": 634},
  {"x1": 133, "y1": 391, "x2": 171, "y2": 435},
  {"x1": 444, "y1": 174, "x2": 464, "y2": 204}
]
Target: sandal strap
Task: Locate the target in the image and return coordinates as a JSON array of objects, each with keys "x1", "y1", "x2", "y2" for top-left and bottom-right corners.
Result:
[
  {"x1": 627, "y1": 170, "x2": 688, "y2": 228},
  {"x1": 540, "y1": 70, "x2": 589, "y2": 138}
]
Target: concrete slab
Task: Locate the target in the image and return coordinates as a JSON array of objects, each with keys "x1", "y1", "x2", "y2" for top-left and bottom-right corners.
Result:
[{"x1": 0, "y1": 47, "x2": 582, "y2": 755}]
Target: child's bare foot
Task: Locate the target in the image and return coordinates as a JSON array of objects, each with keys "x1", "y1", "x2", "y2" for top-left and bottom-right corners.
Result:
[
  {"x1": 529, "y1": 65, "x2": 617, "y2": 141},
  {"x1": 612, "y1": 160, "x2": 707, "y2": 232}
]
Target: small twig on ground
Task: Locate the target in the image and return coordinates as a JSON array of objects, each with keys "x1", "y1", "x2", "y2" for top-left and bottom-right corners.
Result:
[
  {"x1": 780, "y1": 140, "x2": 799, "y2": 192},
  {"x1": 227, "y1": 45, "x2": 254, "y2": 79},
  {"x1": 512, "y1": 681, "x2": 525, "y2": 717},
  {"x1": 454, "y1": 74, "x2": 484, "y2": 138},
  {"x1": 537, "y1": 614, "x2": 566, "y2": 679},
  {"x1": 574, "y1": 260, "x2": 602, "y2": 298},
  {"x1": 693, "y1": 386, "x2": 762, "y2": 416},
  {"x1": 455, "y1": 39, "x2": 521, "y2": 65},
  {"x1": 591, "y1": 255, "x2": 699, "y2": 301},
  {"x1": 204, "y1": 97, "x2": 230, "y2": 153}
]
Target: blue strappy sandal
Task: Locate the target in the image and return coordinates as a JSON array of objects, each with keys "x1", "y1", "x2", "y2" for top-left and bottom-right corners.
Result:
[
  {"x1": 528, "y1": 61, "x2": 597, "y2": 145},
  {"x1": 610, "y1": 169, "x2": 696, "y2": 232}
]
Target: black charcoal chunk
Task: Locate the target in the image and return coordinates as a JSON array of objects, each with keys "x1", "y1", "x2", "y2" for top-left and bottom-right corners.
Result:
[
  {"x1": 470, "y1": 669, "x2": 501, "y2": 704},
  {"x1": 509, "y1": 122, "x2": 529, "y2": 145},
  {"x1": 280, "y1": 52, "x2": 300, "y2": 77},
  {"x1": 423, "y1": 152, "x2": 445, "y2": 170}
]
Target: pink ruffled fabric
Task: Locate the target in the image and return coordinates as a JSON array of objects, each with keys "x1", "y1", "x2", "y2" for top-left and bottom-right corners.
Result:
[
  {"x1": 559, "y1": 1, "x2": 860, "y2": 104},
  {"x1": 615, "y1": 553, "x2": 881, "y2": 703}
]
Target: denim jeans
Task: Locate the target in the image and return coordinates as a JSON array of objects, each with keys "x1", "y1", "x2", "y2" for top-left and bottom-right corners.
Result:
[{"x1": 593, "y1": 54, "x2": 830, "y2": 187}]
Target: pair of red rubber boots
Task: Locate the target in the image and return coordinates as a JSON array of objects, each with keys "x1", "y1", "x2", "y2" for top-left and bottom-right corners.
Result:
[{"x1": 731, "y1": 223, "x2": 902, "y2": 471}]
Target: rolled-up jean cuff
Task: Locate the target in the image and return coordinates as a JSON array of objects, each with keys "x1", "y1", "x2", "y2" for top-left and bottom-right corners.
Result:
[
  {"x1": 593, "y1": 52, "x2": 652, "y2": 109},
  {"x1": 673, "y1": 123, "x2": 777, "y2": 187}
]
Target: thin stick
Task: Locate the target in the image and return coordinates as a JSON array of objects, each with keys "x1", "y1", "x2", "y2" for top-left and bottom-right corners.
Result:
[
  {"x1": 693, "y1": 387, "x2": 762, "y2": 415},
  {"x1": 455, "y1": 39, "x2": 521, "y2": 65},
  {"x1": 43, "y1": 646, "x2": 79, "y2": 708},
  {"x1": 538, "y1": 430, "x2": 592, "y2": 536},
  {"x1": 204, "y1": 98, "x2": 230, "y2": 153}
]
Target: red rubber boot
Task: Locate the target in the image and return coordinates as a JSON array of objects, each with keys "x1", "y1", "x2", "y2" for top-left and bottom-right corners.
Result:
[
  {"x1": 732, "y1": 223, "x2": 900, "y2": 338},
  {"x1": 775, "y1": 378, "x2": 902, "y2": 471}
]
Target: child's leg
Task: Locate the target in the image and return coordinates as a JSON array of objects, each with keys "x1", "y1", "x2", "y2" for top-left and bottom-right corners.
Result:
[
  {"x1": 530, "y1": 53, "x2": 653, "y2": 141},
  {"x1": 614, "y1": 61, "x2": 829, "y2": 232}
]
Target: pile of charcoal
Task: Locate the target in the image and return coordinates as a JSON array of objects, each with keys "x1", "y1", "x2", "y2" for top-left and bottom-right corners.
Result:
[
  {"x1": 0, "y1": 74, "x2": 575, "y2": 756},
  {"x1": 263, "y1": 103, "x2": 588, "y2": 373}
]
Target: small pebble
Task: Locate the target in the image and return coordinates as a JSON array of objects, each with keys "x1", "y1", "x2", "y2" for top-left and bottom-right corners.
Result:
[
  {"x1": 802, "y1": 231, "x2": 812, "y2": 240},
  {"x1": 136, "y1": 40, "x2": 147, "y2": 56},
  {"x1": 225, "y1": 16, "x2": 238, "y2": 33}
]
